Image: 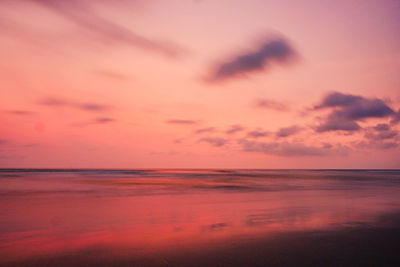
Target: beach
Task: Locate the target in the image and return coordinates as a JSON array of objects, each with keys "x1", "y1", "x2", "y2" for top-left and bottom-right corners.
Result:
[{"x1": 1, "y1": 169, "x2": 400, "y2": 266}]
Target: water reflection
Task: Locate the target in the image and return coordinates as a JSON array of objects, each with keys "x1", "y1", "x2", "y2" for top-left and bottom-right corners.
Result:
[{"x1": 1, "y1": 169, "x2": 400, "y2": 265}]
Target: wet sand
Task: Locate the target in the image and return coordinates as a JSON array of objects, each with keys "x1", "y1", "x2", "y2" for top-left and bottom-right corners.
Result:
[{"x1": 5, "y1": 223, "x2": 400, "y2": 267}]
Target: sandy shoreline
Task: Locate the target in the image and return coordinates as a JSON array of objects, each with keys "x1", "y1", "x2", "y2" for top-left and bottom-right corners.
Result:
[{"x1": 4, "y1": 222, "x2": 400, "y2": 267}]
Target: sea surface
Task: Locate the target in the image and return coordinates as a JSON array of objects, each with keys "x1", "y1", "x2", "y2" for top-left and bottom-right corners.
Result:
[{"x1": 1, "y1": 169, "x2": 400, "y2": 266}]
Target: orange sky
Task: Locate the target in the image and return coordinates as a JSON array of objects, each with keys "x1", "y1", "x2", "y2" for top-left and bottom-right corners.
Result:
[{"x1": 0, "y1": 0, "x2": 399, "y2": 168}]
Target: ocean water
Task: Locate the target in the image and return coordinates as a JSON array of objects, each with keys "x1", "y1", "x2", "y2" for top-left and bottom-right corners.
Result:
[{"x1": 1, "y1": 169, "x2": 400, "y2": 265}]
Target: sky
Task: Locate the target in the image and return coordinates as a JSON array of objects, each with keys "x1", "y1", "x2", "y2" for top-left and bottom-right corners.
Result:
[{"x1": 0, "y1": 0, "x2": 400, "y2": 169}]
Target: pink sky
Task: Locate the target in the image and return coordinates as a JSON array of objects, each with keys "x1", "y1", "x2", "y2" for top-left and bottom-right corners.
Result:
[{"x1": 0, "y1": 0, "x2": 399, "y2": 168}]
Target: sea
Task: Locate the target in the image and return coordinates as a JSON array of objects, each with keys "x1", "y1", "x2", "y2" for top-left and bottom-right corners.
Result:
[{"x1": 1, "y1": 169, "x2": 400, "y2": 266}]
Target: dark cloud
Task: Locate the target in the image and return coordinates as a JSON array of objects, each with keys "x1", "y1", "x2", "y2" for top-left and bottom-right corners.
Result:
[
  {"x1": 208, "y1": 37, "x2": 297, "y2": 82},
  {"x1": 316, "y1": 115, "x2": 361, "y2": 132},
  {"x1": 314, "y1": 92, "x2": 362, "y2": 109},
  {"x1": 199, "y1": 137, "x2": 228, "y2": 147},
  {"x1": 4, "y1": 110, "x2": 35, "y2": 115},
  {"x1": 314, "y1": 92, "x2": 395, "y2": 132},
  {"x1": 0, "y1": 139, "x2": 7, "y2": 145},
  {"x1": 239, "y1": 139, "x2": 325, "y2": 156},
  {"x1": 226, "y1": 124, "x2": 245, "y2": 135},
  {"x1": 315, "y1": 92, "x2": 394, "y2": 120},
  {"x1": 4, "y1": 0, "x2": 185, "y2": 58},
  {"x1": 166, "y1": 119, "x2": 198, "y2": 125},
  {"x1": 195, "y1": 127, "x2": 216, "y2": 134},
  {"x1": 238, "y1": 139, "x2": 348, "y2": 157},
  {"x1": 247, "y1": 129, "x2": 270, "y2": 138},
  {"x1": 255, "y1": 98, "x2": 288, "y2": 111},
  {"x1": 276, "y1": 125, "x2": 303, "y2": 138},
  {"x1": 38, "y1": 97, "x2": 110, "y2": 112}
]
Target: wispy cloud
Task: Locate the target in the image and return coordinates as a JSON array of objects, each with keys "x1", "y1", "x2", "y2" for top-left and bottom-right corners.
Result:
[
  {"x1": 94, "y1": 117, "x2": 116, "y2": 124},
  {"x1": 199, "y1": 137, "x2": 228, "y2": 147},
  {"x1": 194, "y1": 127, "x2": 216, "y2": 134},
  {"x1": 239, "y1": 139, "x2": 348, "y2": 157},
  {"x1": 276, "y1": 125, "x2": 303, "y2": 138},
  {"x1": 355, "y1": 140, "x2": 398, "y2": 150},
  {"x1": 4, "y1": 110, "x2": 35, "y2": 116},
  {"x1": 255, "y1": 98, "x2": 288, "y2": 111},
  {"x1": 226, "y1": 124, "x2": 245, "y2": 135},
  {"x1": 373, "y1": 123, "x2": 390, "y2": 131},
  {"x1": 38, "y1": 97, "x2": 111, "y2": 112},
  {"x1": 80, "y1": 103, "x2": 110, "y2": 111},
  {"x1": 207, "y1": 36, "x2": 297, "y2": 82},
  {"x1": 247, "y1": 129, "x2": 270, "y2": 138},
  {"x1": 72, "y1": 117, "x2": 117, "y2": 127},
  {"x1": 166, "y1": 119, "x2": 198, "y2": 125},
  {"x1": 92, "y1": 69, "x2": 132, "y2": 81},
  {"x1": 362, "y1": 124, "x2": 398, "y2": 149},
  {"x1": 3, "y1": 0, "x2": 185, "y2": 58}
]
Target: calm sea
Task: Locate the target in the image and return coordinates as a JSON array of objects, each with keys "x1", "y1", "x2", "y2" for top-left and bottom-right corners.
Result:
[{"x1": 1, "y1": 169, "x2": 400, "y2": 265}]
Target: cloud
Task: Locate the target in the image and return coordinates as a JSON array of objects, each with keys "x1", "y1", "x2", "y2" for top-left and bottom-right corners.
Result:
[
  {"x1": 92, "y1": 70, "x2": 131, "y2": 81},
  {"x1": 226, "y1": 124, "x2": 245, "y2": 135},
  {"x1": 4, "y1": 110, "x2": 35, "y2": 115},
  {"x1": 199, "y1": 137, "x2": 228, "y2": 147},
  {"x1": 195, "y1": 127, "x2": 216, "y2": 134},
  {"x1": 355, "y1": 140, "x2": 398, "y2": 150},
  {"x1": 38, "y1": 97, "x2": 111, "y2": 112},
  {"x1": 314, "y1": 92, "x2": 395, "y2": 132},
  {"x1": 4, "y1": 0, "x2": 185, "y2": 58},
  {"x1": 314, "y1": 92, "x2": 362, "y2": 109},
  {"x1": 364, "y1": 124, "x2": 398, "y2": 141},
  {"x1": 0, "y1": 139, "x2": 7, "y2": 145},
  {"x1": 201, "y1": 222, "x2": 229, "y2": 232},
  {"x1": 72, "y1": 117, "x2": 116, "y2": 127},
  {"x1": 94, "y1": 117, "x2": 116, "y2": 124},
  {"x1": 39, "y1": 98, "x2": 68, "y2": 106},
  {"x1": 173, "y1": 138, "x2": 184, "y2": 144},
  {"x1": 276, "y1": 125, "x2": 303, "y2": 138},
  {"x1": 238, "y1": 139, "x2": 333, "y2": 157},
  {"x1": 166, "y1": 119, "x2": 198, "y2": 125},
  {"x1": 80, "y1": 103, "x2": 110, "y2": 111},
  {"x1": 315, "y1": 92, "x2": 394, "y2": 120},
  {"x1": 208, "y1": 37, "x2": 297, "y2": 82},
  {"x1": 391, "y1": 110, "x2": 400, "y2": 125},
  {"x1": 316, "y1": 116, "x2": 361, "y2": 132},
  {"x1": 247, "y1": 129, "x2": 270, "y2": 138},
  {"x1": 255, "y1": 98, "x2": 288, "y2": 111},
  {"x1": 367, "y1": 131, "x2": 397, "y2": 140},
  {"x1": 377, "y1": 142, "x2": 398, "y2": 149},
  {"x1": 373, "y1": 123, "x2": 390, "y2": 131}
]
